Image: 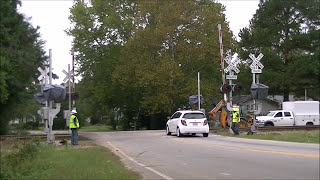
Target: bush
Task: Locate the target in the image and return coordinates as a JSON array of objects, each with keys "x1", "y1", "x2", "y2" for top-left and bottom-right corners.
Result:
[{"x1": 1, "y1": 139, "x2": 43, "y2": 179}]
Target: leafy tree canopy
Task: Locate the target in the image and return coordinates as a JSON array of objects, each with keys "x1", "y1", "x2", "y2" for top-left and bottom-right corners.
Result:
[
  {"x1": 68, "y1": 0, "x2": 235, "y2": 129},
  {"x1": 238, "y1": 0, "x2": 320, "y2": 101},
  {"x1": 0, "y1": 0, "x2": 46, "y2": 134}
]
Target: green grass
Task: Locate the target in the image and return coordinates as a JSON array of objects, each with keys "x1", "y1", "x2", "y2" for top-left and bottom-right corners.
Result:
[
  {"x1": 80, "y1": 125, "x2": 115, "y2": 132},
  {"x1": 1, "y1": 140, "x2": 140, "y2": 180},
  {"x1": 214, "y1": 129, "x2": 320, "y2": 143}
]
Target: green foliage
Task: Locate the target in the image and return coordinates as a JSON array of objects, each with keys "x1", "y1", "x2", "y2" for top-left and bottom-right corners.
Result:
[
  {"x1": 0, "y1": 0, "x2": 47, "y2": 134},
  {"x1": 238, "y1": 0, "x2": 320, "y2": 100},
  {"x1": 1, "y1": 139, "x2": 42, "y2": 179},
  {"x1": 68, "y1": 0, "x2": 235, "y2": 130},
  {"x1": 215, "y1": 129, "x2": 320, "y2": 144},
  {"x1": 79, "y1": 125, "x2": 114, "y2": 132},
  {"x1": 244, "y1": 130, "x2": 320, "y2": 144},
  {"x1": 1, "y1": 140, "x2": 140, "y2": 179}
]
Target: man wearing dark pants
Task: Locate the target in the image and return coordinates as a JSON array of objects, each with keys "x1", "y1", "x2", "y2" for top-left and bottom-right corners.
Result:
[
  {"x1": 232, "y1": 106, "x2": 240, "y2": 135},
  {"x1": 69, "y1": 110, "x2": 79, "y2": 145}
]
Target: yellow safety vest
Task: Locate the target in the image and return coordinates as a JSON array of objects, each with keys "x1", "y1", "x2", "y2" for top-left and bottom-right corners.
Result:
[
  {"x1": 232, "y1": 111, "x2": 240, "y2": 123},
  {"x1": 69, "y1": 115, "x2": 79, "y2": 128}
]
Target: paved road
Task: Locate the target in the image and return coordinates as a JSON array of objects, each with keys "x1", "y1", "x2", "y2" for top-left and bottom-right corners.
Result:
[{"x1": 81, "y1": 131, "x2": 320, "y2": 180}]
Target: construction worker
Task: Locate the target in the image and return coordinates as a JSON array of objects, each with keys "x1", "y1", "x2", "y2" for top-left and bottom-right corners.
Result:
[
  {"x1": 232, "y1": 106, "x2": 240, "y2": 135},
  {"x1": 69, "y1": 110, "x2": 79, "y2": 145}
]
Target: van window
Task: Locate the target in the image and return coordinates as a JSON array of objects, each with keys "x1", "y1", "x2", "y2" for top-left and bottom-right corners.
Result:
[
  {"x1": 274, "y1": 112, "x2": 283, "y2": 117},
  {"x1": 284, "y1": 112, "x2": 291, "y2": 117}
]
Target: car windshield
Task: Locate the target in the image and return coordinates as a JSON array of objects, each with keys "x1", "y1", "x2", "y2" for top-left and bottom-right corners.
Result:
[
  {"x1": 182, "y1": 113, "x2": 205, "y2": 119},
  {"x1": 266, "y1": 112, "x2": 276, "y2": 116}
]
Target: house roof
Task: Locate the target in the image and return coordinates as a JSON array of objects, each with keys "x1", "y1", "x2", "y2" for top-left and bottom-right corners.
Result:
[{"x1": 210, "y1": 95, "x2": 280, "y2": 106}]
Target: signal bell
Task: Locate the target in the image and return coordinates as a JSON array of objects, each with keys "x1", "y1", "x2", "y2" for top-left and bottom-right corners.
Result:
[
  {"x1": 219, "y1": 84, "x2": 232, "y2": 94},
  {"x1": 232, "y1": 84, "x2": 243, "y2": 93}
]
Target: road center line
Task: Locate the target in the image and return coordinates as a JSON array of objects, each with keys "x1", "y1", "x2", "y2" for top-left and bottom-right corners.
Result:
[
  {"x1": 107, "y1": 141, "x2": 174, "y2": 180},
  {"x1": 170, "y1": 138, "x2": 320, "y2": 158}
]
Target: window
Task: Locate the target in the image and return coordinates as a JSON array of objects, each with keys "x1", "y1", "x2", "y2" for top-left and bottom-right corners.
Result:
[
  {"x1": 171, "y1": 112, "x2": 181, "y2": 119},
  {"x1": 183, "y1": 113, "x2": 205, "y2": 119},
  {"x1": 284, "y1": 112, "x2": 291, "y2": 117},
  {"x1": 274, "y1": 112, "x2": 283, "y2": 117}
]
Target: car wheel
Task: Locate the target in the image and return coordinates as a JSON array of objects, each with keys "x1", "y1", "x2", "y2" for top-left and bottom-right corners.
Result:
[
  {"x1": 264, "y1": 122, "x2": 274, "y2": 126},
  {"x1": 166, "y1": 126, "x2": 171, "y2": 135},
  {"x1": 203, "y1": 133, "x2": 209, "y2": 137},
  {"x1": 192, "y1": 133, "x2": 196, "y2": 136},
  {"x1": 306, "y1": 122, "x2": 313, "y2": 126},
  {"x1": 176, "y1": 127, "x2": 182, "y2": 137}
]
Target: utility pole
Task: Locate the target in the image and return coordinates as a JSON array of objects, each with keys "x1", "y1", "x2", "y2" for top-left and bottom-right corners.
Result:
[
  {"x1": 72, "y1": 53, "x2": 76, "y2": 107},
  {"x1": 47, "y1": 49, "x2": 54, "y2": 143},
  {"x1": 198, "y1": 72, "x2": 201, "y2": 110}
]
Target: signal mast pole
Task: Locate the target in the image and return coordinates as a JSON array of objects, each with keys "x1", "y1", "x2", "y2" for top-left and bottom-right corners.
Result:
[{"x1": 218, "y1": 24, "x2": 227, "y2": 102}]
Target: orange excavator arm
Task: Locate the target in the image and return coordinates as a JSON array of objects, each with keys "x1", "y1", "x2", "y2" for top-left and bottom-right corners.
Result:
[
  {"x1": 208, "y1": 100, "x2": 228, "y2": 128},
  {"x1": 208, "y1": 100, "x2": 224, "y2": 118}
]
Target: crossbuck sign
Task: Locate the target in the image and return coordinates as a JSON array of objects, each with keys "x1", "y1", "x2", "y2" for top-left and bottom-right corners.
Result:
[
  {"x1": 37, "y1": 67, "x2": 48, "y2": 84},
  {"x1": 62, "y1": 69, "x2": 72, "y2": 83},
  {"x1": 249, "y1": 53, "x2": 264, "y2": 73},
  {"x1": 224, "y1": 54, "x2": 240, "y2": 80}
]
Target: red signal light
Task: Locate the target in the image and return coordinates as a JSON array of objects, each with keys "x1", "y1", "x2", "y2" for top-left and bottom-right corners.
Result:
[
  {"x1": 219, "y1": 84, "x2": 232, "y2": 94},
  {"x1": 232, "y1": 84, "x2": 243, "y2": 93}
]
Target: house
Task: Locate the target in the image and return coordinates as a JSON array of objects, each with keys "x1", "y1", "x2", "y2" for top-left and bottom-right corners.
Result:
[{"x1": 210, "y1": 94, "x2": 313, "y2": 117}]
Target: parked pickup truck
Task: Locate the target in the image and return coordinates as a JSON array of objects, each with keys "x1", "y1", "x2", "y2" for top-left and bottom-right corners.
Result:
[{"x1": 256, "y1": 101, "x2": 320, "y2": 126}]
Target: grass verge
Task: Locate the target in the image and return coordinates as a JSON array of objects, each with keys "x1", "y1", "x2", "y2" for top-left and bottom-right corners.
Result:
[
  {"x1": 0, "y1": 140, "x2": 140, "y2": 180},
  {"x1": 213, "y1": 128, "x2": 320, "y2": 143},
  {"x1": 80, "y1": 125, "x2": 115, "y2": 132}
]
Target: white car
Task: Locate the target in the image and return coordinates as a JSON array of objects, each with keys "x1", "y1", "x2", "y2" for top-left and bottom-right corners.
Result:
[{"x1": 166, "y1": 110, "x2": 209, "y2": 137}]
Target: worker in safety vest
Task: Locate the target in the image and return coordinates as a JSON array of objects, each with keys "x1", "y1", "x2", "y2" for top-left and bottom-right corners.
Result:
[
  {"x1": 69, "y1": 110, "x2": 80, "y2": 145},
  {"x1": 231, "y1": 106, "x2": 240, "y2": 135}
]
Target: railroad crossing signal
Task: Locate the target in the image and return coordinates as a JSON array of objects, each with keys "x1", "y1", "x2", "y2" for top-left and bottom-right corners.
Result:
[
  {"x1": 37, "y1": 67, "x2": 48, "y2": 82},
  {"x1": 224, "y1": 55, "x2": 240, "y2": 74},
  {"x1": 249, "y1": 53, "x2": 264, "y2": 73},
  {"x1": 62, "y1": 69, "x2": 72, "y2": 83}
]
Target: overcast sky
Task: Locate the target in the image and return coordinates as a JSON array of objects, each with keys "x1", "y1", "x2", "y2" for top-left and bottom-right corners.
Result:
[{"x1": 18, "y1": 0, "x2": 259, "y2": 84}]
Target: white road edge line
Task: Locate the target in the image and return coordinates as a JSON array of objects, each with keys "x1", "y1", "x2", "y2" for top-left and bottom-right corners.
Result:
[
  {"x1": 107, "y1": 141, "x2": 174, "y2": 180},
  {"x1": 220, "y1": 173, "x2": 231, "y2": 176}
]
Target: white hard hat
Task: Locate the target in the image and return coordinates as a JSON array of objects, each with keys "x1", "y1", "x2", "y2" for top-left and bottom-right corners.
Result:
[{"x1": 71, "y1": 110, "x2": 77, "y2": 114}]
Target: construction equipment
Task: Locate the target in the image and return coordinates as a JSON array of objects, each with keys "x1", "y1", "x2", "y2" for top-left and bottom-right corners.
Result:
[
  {"x1": 209, "y1": 100, "x2": 253, "y2": 128},
  {"x1": 208, "y1": 100, "x2": 229, "y2": 128}
]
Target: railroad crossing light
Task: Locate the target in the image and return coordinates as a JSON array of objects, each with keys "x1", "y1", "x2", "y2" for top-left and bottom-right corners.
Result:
[
  {"x1": 232, "y1": 84, "x2": 243, "y2": 94},
  {"x1": 72, "y1": 93, "x2": 78, "y2": 100},
  {"x1": 219, "y1": 84, "x2": 232, "y2": 94}
]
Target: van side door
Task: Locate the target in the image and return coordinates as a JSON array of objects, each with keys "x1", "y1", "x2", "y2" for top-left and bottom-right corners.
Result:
[
  {"x1": 273, "y1": 112, "x2": 284, "y2": 126},
  {"x1": 283, "y1": 111, "x2": 294, "y2": 126}
]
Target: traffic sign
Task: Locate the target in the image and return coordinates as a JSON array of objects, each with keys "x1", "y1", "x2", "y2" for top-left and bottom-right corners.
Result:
[
  {"x1": 249, "y1": 53, "x2": 264, "y2": 70},
  {"x1": 251, "y1": 69, "x2": 262, "y2": 74},
  {"x1": 37, "y1": 67, "x2": 48, "y2": 81},
  {"x1": 62, "y1": 69, "x2": 71, "y2": 83},
  {"x1": 224, "y1": 54, "x2": 240, "y2": 74},
  {"x1": 226, "y1": 75, "x2": 238, "y2": 80}
]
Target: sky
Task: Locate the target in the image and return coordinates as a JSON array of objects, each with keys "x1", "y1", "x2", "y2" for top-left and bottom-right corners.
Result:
[{"x1": 18, "y1": 0, "x2": 259, "y2": 84}]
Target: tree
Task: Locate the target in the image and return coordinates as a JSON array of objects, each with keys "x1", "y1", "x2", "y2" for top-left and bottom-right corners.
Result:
[
  {"x1": 0, "y1": 0, "x2": 46, "y2": 134},
  {"x1": 67, "y1": 0, "x2": 135, "y2": 129},
  {"x1": 238, "y1": 0, "x2": 320, "y2": 101},
  {"x1": 68, "y1": 0, "x2": 235, "y2": 129},
  {"x1": 113, "y1": 0, "x2": 235, "y2": 128}
]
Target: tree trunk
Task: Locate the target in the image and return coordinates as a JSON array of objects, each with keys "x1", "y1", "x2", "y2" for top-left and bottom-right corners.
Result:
[
  {"x1": 150, "y1": 115, "x2": 157, "y2": 130},
  {"x1": 283, "y1": 87, "x2": 290, "y2": 102}
]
